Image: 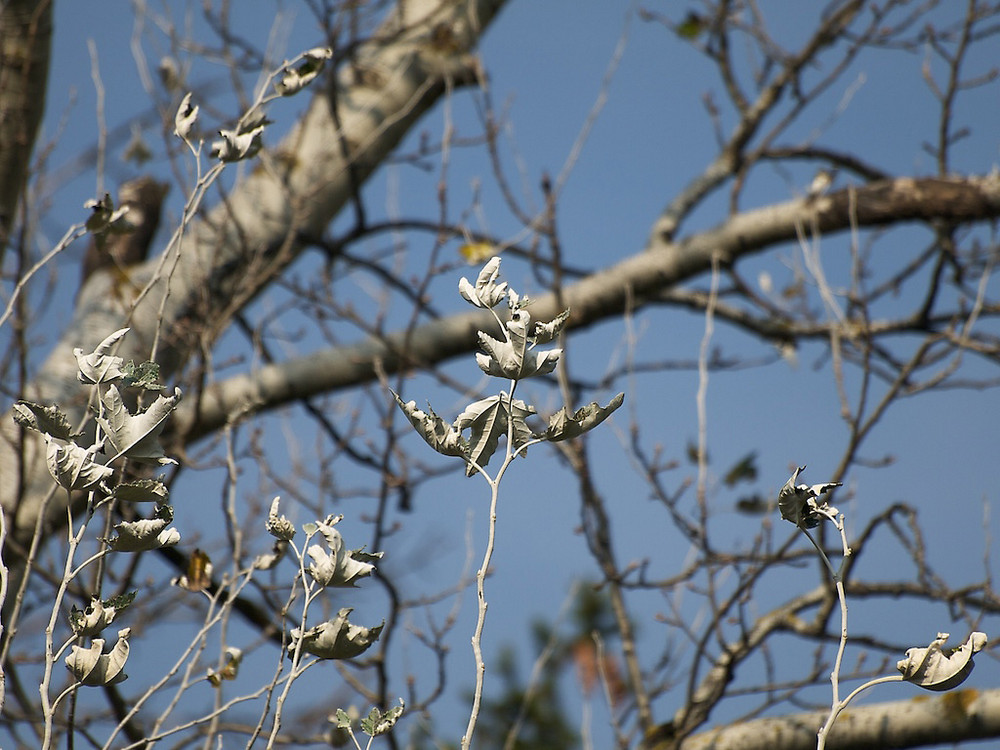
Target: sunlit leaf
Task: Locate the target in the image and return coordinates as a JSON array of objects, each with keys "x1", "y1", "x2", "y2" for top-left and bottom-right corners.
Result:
[
  {"x1": 75, "y1": 328, "x2": 130, "y2": 384},
  {"x1": 69, "y1": 593, "x2": 135, "y2": 637},
  {"x1": 212, "y1": 124, "x2": 265, "y2": 162},
  {"x1": 265, "y1": 496, "x2": 296, "y2": 541},
  {"x1": 455, "y1": 395, "x2": 535, "y2": 475},
  {"x1": 476, "y1": 311, "x2": 561, "y2": 380},
  {"x1": 391, "y1": 390, "x2": 468, "y2": 458},
  {"x1": 173, "y1": 92, "x2": 198, "y2": 140},
  {"x1": 43, "y1": 435, "x2": 114, "y2": 492},
  {"x1": 113, "y1": 477, "x2": 168, "y2": 504},
  {"x1": 288, "y1": 608, "x2": 384, "y2": 660},
  {"x1": 306, "y1": 515, "x2": 382, "y2": 587},
  {"x1": 96, "y1": 385, "x2": 181, "y2": 465},
  {"x1": 533, "y1": 309, "x2": 570, "y2": 344},
  {"x1": 361, "y1": 699, "x2": 405, "y2": 737},
  {"x1": 539, "y1": 393, "x2": 624, "y2": 443},
  {"x1": 458, "y1": 257, "x2": 507, "y2": 309},
  {"x1": 65, "y1": 628, "x2": 130, "y2": 686},
  {"x1": 897, "y1": 632, "x2": 987, "y2": 691},
  {"x1": 107, "y1": 505, "x2": 180, "y2": 551}
]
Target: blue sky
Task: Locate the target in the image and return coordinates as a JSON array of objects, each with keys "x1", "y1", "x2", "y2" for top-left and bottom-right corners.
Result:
[{"x1": 11, "y1": 1, "x2": 999, "y2": 747}]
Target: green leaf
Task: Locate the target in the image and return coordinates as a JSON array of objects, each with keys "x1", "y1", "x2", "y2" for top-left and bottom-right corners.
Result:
[
  {"x1": 334, "y1": 708, "x2": 353, "y2": 730},
  {"x1": 12, "y1": 400, "x2": 79, "y2": 439},
  {"x1": 676, "y1": 11, "x2": 708, "y2": 39},
  {"x1": 540, "y1": 393, "x2": 624, "y2": 442},
  {"x1": 96, "y1": 385, "x2": 181, "y2": 465},
  {"x1": 722, "y1": 451, "x2": 758, "y2": 487},
  {"x1": 361, "y1": 699, "x2": 405, "y2": 737},
  {"x1": 121, "y1": 360, "x2": 162, "y2": 390},
  {"x1": 455, "y1": 395, "x2": 536, "y2": 475}
]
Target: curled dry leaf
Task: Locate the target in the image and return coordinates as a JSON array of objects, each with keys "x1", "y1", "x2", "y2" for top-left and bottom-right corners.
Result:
[
  {"x1": 43, "y1": 435, "x2": 113, "y2": 492},
  {"x1": 108, "y1": 507, "x2": 180, "y2": 552},
  {"x1": 897, "y1": 631, "x2": 988, "y2": 691},
  {"x1": 275, "y1": 46, "x2": 333, "y2": 96},
  {"x1": 212, "y1": 124, "x2": 265, "y2": 162},
  {"x1": 97, "y1": 385, "x2": 181, "y2": 465},
  {"x1": 391, "y1": 391, "x2": 467, "y2": 458},
  {"x1": 777, "y1": 465, "x2": 842, "y2": 528},
  {"x1": 288, "y1": 607, "x2": 384, "y2": 660},
  {"x1": 174, "y1": 92, "x2": 199, "y2": 140},
  {"x1": 306, "y1": 516, "x2": 382, "y2": 588},
  {"x1": 265, "y1": 496, "x2": 296, "y2": 541},
  {"x1": 65, "y1": 628, "x2": 130, "y2": 686},
  {"x1": 540, "y1": 393, "x2": 624, "y2": 442},
  {"x1": 70, "y1": 597, "x2": 117, "y2": 637},
  {"x1": 458, "y1": 256, "x2": 507, "y2": 309},
  {"x1": 12, "y1": 400, "x2": 77, "y2": 439},
  {"x1": 75, "y1": 328, "x2": 130, "y2": 384}
]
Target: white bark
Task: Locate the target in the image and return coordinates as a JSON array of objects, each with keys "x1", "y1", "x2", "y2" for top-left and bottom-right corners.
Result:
[
  {"x1": 670, "y1": 686, "x2": 1000, "y2": 750},
  {"x1": 0, "y1": 0, "x2": 508, "y2": 543},
  {"x1": 177, "y1": 175, "x2": 1000, "y2": 441}
]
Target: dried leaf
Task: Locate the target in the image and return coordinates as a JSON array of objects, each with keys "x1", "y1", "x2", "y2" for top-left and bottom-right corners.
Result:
[
  {"x1": 96, "y1": 385, "x2": 181, "y2": 465},
  {"x1": 107, "y1": 506, "x2": 180, "y2": 552},
  {"x1": 391, "y1": 391, "x2": 467, "y2": 458},
  {"x1": 288, "y1": 608, "x2": 384, "y2": 660},
  {"x1": 458, "y1": 257, "x2": 507, "y2": 309},
  {"x1": 306, "y1": 516, "x2": 381, "y2": 587},
  {"x1": 69, "y1": 594, "x2": 135, "y2": 637},
  {"x1": 172, "y1": 549, "x2": 213, "y2": 592},
  {"x1": 75, "y1": 328, "x2": 130, "y2": 384},
  {"x1": 66, "y1": 628, "x2": 130, "y2": 686},
  {"x1": 44, "y1": 435, "x2": 113, "y2": 491},
  {"x1": 174, "y1": 92, "x2": 199, "y2": 140},
  {"x1": 897, "y1": 632, "x2": 988, "y2": 691},
  {"x1": 265, "y1": 496, "x2": 296, "y2": 541},
  {"x1": 777, "y1": 466, "x2": 841, "y2": 528},
  {"x1": 540, "y1": 393, "x2": 624, "y2": 442},
  {"x1": 455, "y1": 395, "x2": 535, "y2": 475},
  {"x1": 113, "y1": 477, "x2": 169, "y2": 504},
  {"x1": 12, "y1": 401, "x2": 78, "y2": 439}
]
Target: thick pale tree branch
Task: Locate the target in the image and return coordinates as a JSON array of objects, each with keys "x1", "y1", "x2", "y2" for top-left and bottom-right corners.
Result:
[
  {"x1": 664, "y1": 686, "x2": 1000, "y2": 750},
  {"x1": 178, "y1": 175, "x2": 1000, "y2": 441},
  {"x1": 0, "y1": 0, "x2": 509, "y2": 543}
]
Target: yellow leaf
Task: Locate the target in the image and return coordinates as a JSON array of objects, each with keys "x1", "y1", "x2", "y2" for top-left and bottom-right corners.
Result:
[{"x1": 459, "y1": 242, "x2": 496, "y2": 264}]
